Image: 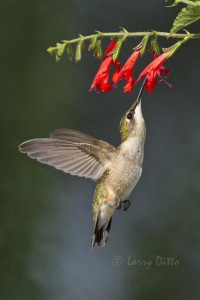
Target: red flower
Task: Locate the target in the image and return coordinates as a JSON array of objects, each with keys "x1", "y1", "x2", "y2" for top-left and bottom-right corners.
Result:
[
  {"x1": 104, "y1": 40, "x2": 117, "y2": 58},
  {"x1": 89, "y1": 41, "x2": 120, "y2": 93},
  {"x1": 136, "y1": 52, "x2": 170, "y2": 93},
  {"x1": 113, "y1": 50, "x2": 140, "y2": 93}
]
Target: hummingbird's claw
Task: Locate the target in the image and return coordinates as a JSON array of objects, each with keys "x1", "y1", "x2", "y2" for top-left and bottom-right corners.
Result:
[
  {"x1": 123, "y1": 200, "x2": 131, "y2": 211},
  {"x1": 116, "y1": 202, "x2": 122, "y2": 210},
  {"x1": 116, "y1": 200, "x2": 131, "y2": 211}
]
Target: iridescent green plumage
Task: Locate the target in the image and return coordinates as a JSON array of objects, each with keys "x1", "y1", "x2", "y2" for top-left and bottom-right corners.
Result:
[
  {"x1": 120, "y1": 116, "x2": 129, "y2": 142},
  {"x1": 93, "y1": 170, "x2": 109, "y2": 221}
]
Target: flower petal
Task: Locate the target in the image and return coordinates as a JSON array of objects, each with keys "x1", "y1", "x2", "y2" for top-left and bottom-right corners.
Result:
[
  {"x1": 124, "y1": 78, "x2": 135, "y2": 93},
  {"x1": 113, "y1": 50, "x2": 140, "y2": 93},
  {"x1": 112, "y1": 61, "x2": 121, "y2": 82},
  {"x1": 89, "y1": 57, "x2": 113, "y2": 92},
  {"x1": 136, "y1": 52, "x2": 170, "y2": 93},
  {"x1": 145, "y1": 72, "x2": 157, "y2": 93},
  {"x1": 114, "y1": 50, "x2": 140, "y2": 82},
  {"x1": 104, "y1": 40, "x2": 117, "y2": 59},
  {"x1": 96, "y1": 80, "x2": 113, "y2": 92},
  {"x1": 139, "y1": 52, "x2": 168, "y2": 78},
  {"x1": 89, "y1": 41, "x2": 120, "y2": 93}
]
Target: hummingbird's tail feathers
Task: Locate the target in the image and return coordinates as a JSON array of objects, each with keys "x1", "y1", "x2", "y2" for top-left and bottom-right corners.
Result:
[
  {"x1": 91, "y1": 201, "x2": 117, "y2": 249},
  {"x1": 91, "y1": 217, "x2": 112, "y2": 250},
  {"x1": 18, "y1": 136, "x2": 115, "y2": 181}
]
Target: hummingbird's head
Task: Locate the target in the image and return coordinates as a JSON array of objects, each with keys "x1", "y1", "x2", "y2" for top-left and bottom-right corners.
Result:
[
  {"x1": 119, "y1": 99, "x2": 145, "y2": 141},
  {"x1": 119, "y1": 78, "x2": 147, "y2": 142}
]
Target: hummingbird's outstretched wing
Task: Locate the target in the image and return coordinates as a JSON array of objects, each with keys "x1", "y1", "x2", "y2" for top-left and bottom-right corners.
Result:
[{"x1": 19, "y1": 129, "x2": 116, "y2": 181}]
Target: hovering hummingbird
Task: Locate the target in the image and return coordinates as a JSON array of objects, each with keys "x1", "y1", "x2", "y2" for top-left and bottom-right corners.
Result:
[{"x1": 19, "y1": 80, "x2": 146, "y2": 249}]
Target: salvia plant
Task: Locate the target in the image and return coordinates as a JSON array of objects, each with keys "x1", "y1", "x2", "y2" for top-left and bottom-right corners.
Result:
[{"x1": 47, "y1": 0, "x2": 200, "y2": 94}]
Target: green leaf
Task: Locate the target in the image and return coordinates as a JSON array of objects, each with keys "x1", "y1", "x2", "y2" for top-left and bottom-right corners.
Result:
[
  {"x1": 88, "y1": 35, "x2": 98, "y2": 51},
  {"x1": 66, "y1": 44, "x2": 74, "y2": 62},
  {"x1": 151, "y1": 38, "x2": 160, "y2": 55},
  {"x1": 111, "y1": 33, "x2": 128, "y2": 61},
  {"x1": 166, "y1": 0, "x2": 179, "y2": 7},
  {"x1": 47, "y1": 46, "x2": 58, "y2": 56},
  {"x1": 166, "y1": 0, "x2": 200, "y2": 8},
  {"x1": 93, "y1": 40, "x2": 103, "y2": 59},
  {"x1": 140, "y1": 35, "x2": 150, "y2": 56},
  {"x1": 75, "y1": 39, "x2": 84, "y2": 63},
  {"x1": 171, "y1": 5, "x2": 200, "y2": 32},
  {"x1": 112, "y1": 40, "x2": 123, "y2": 61},
  {"x1": 56, "y1": 43, "x2": 67, "y2": 62},
  {"x1": 165, "y1": 35, "x2": 191, "y2": 58}
]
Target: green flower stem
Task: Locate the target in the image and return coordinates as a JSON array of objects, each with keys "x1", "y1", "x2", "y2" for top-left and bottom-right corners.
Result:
[
  {"x1": 61, "y1": 31, "x2": 200, "y2": 46},
  {"x1": 48, "y1": 30, "x2": 200, "y2": 61}
]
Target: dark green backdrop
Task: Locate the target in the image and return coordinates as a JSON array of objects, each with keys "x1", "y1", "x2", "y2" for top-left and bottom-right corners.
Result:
[{"x1": 1, "y1": 0, "x2": 200, "y2": 299}]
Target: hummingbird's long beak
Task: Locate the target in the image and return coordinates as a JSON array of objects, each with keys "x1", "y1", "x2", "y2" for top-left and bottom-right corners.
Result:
[
  {"x1": 130, "y1": 77, "x2": 147, "y2": 111},
  {"x1": 136, "y1": 77, "x2": 147, "y2": 104}
]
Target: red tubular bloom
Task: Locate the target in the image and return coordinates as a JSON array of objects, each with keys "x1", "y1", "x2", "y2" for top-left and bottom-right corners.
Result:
[
  {"x1": 136, "y1": 52, "x2": 170, "y2": 93},
  {"x1": 89, "y1": 56, "x2": 114, "y2": 92},
  {"x1": 89, "y1": 41, "x2": 120, "y2": 93},
  {"x1": 104, "y1": 40, "x2": 117, "y2": 58},
  {"x1": 113, "y1": 50, "x2": 140, "y2": 93}
]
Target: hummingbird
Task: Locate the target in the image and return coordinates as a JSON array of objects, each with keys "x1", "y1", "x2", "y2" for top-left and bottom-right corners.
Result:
[{"x1": 18, "y1": 80, "x2": 146, "y2": 249}]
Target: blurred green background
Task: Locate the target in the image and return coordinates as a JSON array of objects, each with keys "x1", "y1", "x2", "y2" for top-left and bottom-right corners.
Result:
[{"x1": 1, "y1": 0, "x2": 200, "y2": 299}]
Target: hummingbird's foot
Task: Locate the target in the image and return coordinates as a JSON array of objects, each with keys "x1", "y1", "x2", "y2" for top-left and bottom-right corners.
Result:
[
  {"x1": 122, "y1": 200, "x2": 131, "y2": 211},
  {"x1": 116, "y1": 202, "x2": 122, "y2": 210},
  {"x1": 115, "y1": 197, "x2": 122, "y2": 210}
]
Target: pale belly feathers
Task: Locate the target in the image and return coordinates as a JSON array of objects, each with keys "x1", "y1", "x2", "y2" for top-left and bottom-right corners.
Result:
[
  {"x1": 105, "y1": 161, "x2": 142, "y2": 202},
  {"x1": 103, "y1": 137, "x2": 144, "y2": 202}
]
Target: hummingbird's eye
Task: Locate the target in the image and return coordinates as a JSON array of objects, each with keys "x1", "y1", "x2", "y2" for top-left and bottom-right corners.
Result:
[{"x1": 127, "y1": 112, "x2": 133, "y2": 120}]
